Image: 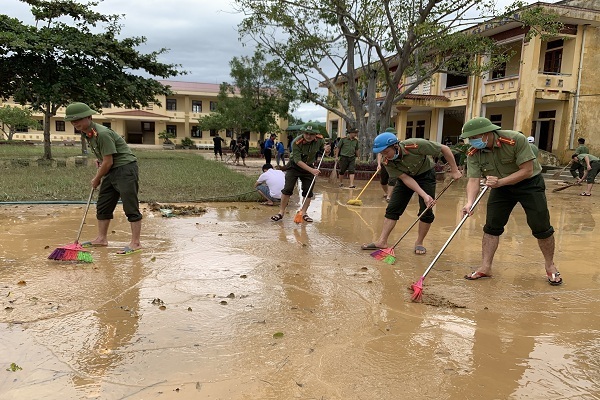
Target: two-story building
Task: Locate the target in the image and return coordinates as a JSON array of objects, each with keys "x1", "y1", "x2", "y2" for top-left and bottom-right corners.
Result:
[
  {"x1": 1, "y1": 80, "x2": 288, "y2": 148},
  {"x1": 326, "y1": 0, "x2": 600, "y2": 162}
]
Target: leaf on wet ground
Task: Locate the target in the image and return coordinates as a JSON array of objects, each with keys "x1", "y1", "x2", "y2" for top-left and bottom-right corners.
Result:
[
  {"x1": 273, "y1": 332, "x2": 284, "y2": 338},
  {"x1": 6, "y1": 363, "x2": 22, "y2": 372}
]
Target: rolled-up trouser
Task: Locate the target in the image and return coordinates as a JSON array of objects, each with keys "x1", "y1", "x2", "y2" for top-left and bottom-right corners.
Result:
[
  {"x1": 96, "y1": 161, "x2": 142, "y2": 222},
  {"x1": 384, "y1": 169, "x2": 436, "y2": 223},
  {"x1": 483, "y1": 173, "x2": 554, "y2": 239},
  {"x1": 584, "y1": 161, "x2": 600, "y2": 183},
  {"x1": 281, "y1": 166, "x2": 315, "y2": 198},
  {"x1": 379, "y1": 165, "x2": 397, "y2": 187}
]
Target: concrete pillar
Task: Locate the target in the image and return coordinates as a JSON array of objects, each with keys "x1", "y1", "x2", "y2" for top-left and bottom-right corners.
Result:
[
  {"x1": 394, "y1": 106, "x2": 410, "y2": 139},
  {"x1": 514, "y1": 36, "x2": 542, "y2": 134}
]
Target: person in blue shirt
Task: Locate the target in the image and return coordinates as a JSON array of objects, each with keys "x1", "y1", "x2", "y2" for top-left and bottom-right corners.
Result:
[
  {"x1": 276, "y1": 140, "x2": 286, "y2": 166},
  {"x1": 264, "y1": 134, "x2": 276, "y2": 165}
]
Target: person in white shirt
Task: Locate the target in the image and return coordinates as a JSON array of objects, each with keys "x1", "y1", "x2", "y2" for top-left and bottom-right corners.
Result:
[{"x1": 255, "y1": 163, "x2": 285, "y2": 206}]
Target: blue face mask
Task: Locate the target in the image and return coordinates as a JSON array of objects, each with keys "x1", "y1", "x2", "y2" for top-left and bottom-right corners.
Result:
[
  {"x1": 388, "y1": 149, "x2": 400, "y2": 161},
  {"x1": 469, "y1": 136, "x2": 488, "y2": 149}
]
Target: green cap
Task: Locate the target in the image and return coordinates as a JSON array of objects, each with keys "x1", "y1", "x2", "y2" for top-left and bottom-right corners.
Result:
[
  {"x1": 299, "y1": 123, "x2": 320, "y2": 135},
  {"x1": 460, "y1": 117, "x2": 500, "y2": 138},
  {"x1": 64, "y1": 102, "x2": 97, "y2": 121}
]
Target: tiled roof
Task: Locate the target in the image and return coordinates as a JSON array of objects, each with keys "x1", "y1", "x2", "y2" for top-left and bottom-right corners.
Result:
[
  {"x1": 103, "y1": 110, "x2": 168, "y2": 118},
  {"x1": 157, "y1": 80, "x2": 222, "y2": 93}
]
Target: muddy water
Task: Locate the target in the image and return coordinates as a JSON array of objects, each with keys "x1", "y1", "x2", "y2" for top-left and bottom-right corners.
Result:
[{"x1": 1, "y1": 178, "x2": 599, "y2": 399}]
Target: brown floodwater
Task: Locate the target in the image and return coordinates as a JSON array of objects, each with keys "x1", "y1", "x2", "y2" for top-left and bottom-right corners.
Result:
[{"x1": 1, "y1": 177, "x2": 599, "y2": 399}]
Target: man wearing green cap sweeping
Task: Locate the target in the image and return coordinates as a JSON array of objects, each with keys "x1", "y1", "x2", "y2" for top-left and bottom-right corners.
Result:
[
  {"x1": 64, "y1": 102, "x2": 142, "y2": 255},
  {"x1": 460, "y1": 117, "x2": 561, "y2": 285}
]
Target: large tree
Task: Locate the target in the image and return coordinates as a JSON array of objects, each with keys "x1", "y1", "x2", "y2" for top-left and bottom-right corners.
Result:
[
  {"x1": 0, "y1": 105, "x2": 40, "y2": 140},
  {"x1": 0, "y1": 0, "x2": 182, "y2": 159},
  {"x1": 235, "y1": 0, "x2": 561, "y2": 156},
  {"x1": 198, "y1": 50, "x2": 297, "y2": 139}
]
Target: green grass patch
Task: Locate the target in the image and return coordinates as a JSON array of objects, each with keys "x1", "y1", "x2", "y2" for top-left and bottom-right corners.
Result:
[{"x1": 0, "y1": 146, "x2": 260, "y2": 202}]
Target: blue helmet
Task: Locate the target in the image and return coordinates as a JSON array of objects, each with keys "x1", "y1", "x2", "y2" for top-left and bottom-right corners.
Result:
[{"x1": 373, "y1": 132, "x2": 399, "y2": 153}]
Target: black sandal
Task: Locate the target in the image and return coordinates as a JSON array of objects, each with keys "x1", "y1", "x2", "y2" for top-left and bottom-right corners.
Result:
[
  {"x1": 302, "y1": 214, "x2": 313, "y2": 223},
  {"x1": 271, "y1": 213, "x2": 283, "y2": 221},
  {"x1": 547, "y1": 271, "x2": 563, "y2": 286}
]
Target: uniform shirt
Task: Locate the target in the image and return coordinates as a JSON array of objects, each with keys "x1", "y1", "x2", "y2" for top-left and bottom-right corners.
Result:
[
  {"x1": 290, "y1": 134, "x2": 325, "y2": 166},
  {"x1": 84, "y1": 122, "x2": 136, "y2": 168},
  {"x1": 575, "y1": 153, "x2": 599, "y2": 164},
  {"x1": 466, "y1": 130, "x2": 541, "y2": 179},
  {"x1": 529, "y1": 143, "x2": 539, "y2": 157},
  {"x1": 256, "y1": 169, "x2": 285, "y2": 198},
  {"x1": 383, "y1": 138, "x2": 440, "y2": 177},
  {"x1": 575, "y1": 145, "x2": 589, "y2": 155},
  {"x1": 337, "y1": 136, "x2": 359, "y2": 158}
]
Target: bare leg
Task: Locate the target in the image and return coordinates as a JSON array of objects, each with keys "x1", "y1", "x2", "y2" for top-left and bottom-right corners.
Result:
[
  {"x1": 387, "y1": 185, "x2": 393, "y2": 200},
  {"x1": 88, "y1": 219, "x2": 110, "y2": 246},
  {"x1": 476, "y1": 233, "x2": 499, "y2": 275},
  {"x1": 586, "y1": 183, "x2": 593, "y2": 195},
  {"x1": 277, "y1": 194, "x2": 290, "y2": 216},
  {"x1": 129, "y1": 220, "x2": 142, "y2": 250},
  {"x1": 414, "y1": 221, "x2": 431, "y2": 254},
  {"x1": 349, "y1": 173, "x2": 355, "y2": 187},
  {"x1": 364, "y1": 217, "x2": 397, "y2": 248},
  {"x1": 538, "y1": 235, "x2": 559, "y2": 280},
  {"x1": 301, "y1": 197, "x2": 312, "y2": 214}
]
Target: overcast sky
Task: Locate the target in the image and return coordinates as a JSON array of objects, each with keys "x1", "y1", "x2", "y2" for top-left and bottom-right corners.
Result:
[{"x1": 3, "y1": 0, "x2": 553, "y2": 122}]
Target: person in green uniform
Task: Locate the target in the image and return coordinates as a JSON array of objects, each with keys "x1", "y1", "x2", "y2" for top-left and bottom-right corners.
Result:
[
  {"x1": 570, "y1": 138, "x2": 589, "y2": 179},
  {"x1": 335, "y1": 127, "x2": 360, "y2": 188},
  {"x1": 377, "y1": 128, "x2": 398, "y2": 202},
  {"x1": 572, "y1": 153, "x2": 600, "y2": 196},
  {"x1": 271, "y1": 123, "x2": 330, "y2": 222},
  {"x1": 65, "y1": 102, "x2": 142, "y2": 255},
  {"x1": 361, "y1": 131, "x2": 462, "y2": 255},
  {"x1": 527, "y1": 136, "x2": 539, "y2": 156},
  {"x1": 460, "y1": 117, "x2": 561, "y2": 285}
]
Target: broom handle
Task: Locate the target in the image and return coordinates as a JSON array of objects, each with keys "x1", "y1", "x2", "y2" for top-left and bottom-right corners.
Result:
[
  {"x1": 351, "y1": 169, "x2": 379, "y2": 201},
  {"x1": 75, "y1": 187, "x2": 95, "y2": 244},
  {"x1": 419, "y1": 185, "x2": 489, "y2": 279},
  {"x1": 552, "y1": 161, "x2": 572, "y2": 178},
  {"x1": 299, "y1": 155, "x2": 325, "y2": 210},
  {"x1": 389, "y1": 178, "x2": 456, "y2": 250}
]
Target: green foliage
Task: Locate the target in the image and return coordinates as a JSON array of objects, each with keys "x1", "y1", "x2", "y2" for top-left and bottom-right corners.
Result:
[
  {"x1": 158, "y1": 130, "x2": 176, "y2": 144},
  {"x1": 0, "y1": 0, "x2": 183, "y2": 159},
  {"x1": 180, "y1": 137, "x2": 194, "y2": 147},
  {"x1": 0, "y1": 106, "x2": 40, "y2": 140},
  {"x1": 198, "y1": 49, "x2": 297, "y2": 138}
]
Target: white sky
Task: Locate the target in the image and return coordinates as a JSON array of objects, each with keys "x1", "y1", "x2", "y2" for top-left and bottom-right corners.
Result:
[{"x1": 2, "y1": 0, "x2": 556, "y2": 122}]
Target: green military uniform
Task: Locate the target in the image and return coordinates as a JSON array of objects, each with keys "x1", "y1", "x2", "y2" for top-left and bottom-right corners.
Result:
[
  {"x1": 383, "y1": 138, "x2": 441, "y2": 223},
  {"x1": 84, "y1": 122, "x2": 141, "y2": 222},
  {"x1": 571, "y1": 144, "x2": 590, "y2": 178},
  {"x1": 466, "y1": 130, "x2": 553, "y2": 239},
  {"x1": 282, "y1": 134, "x2": 326, "y2": 198},
  {"x1": 337, "y1": 136, "x2": 359, "y2": 175},
  {"x1": 574, "y1": 153, "x2": 600, "y2": 183},
  {"x1": 529, "y1": 143, "x2": 539, "y2": 157}
]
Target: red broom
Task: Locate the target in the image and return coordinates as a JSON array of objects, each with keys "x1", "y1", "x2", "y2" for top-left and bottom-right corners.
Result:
[
  {"x1": 411, "y1": 186, "x2": 489, "y2": 301},
  {"x1": 48, "y1": 188, "x2": 94, "y2": 263},
  {"x1": 294, "y1": 155, "x2": 325, "y2": 224},
  {"x1": 371, "y1": 179, "x2": 456, "y2": 264}
]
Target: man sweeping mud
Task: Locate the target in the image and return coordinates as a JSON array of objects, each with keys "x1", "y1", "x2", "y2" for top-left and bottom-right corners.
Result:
[{"x1": 460, "y1": 117, "x2": 561, "y2": 285}]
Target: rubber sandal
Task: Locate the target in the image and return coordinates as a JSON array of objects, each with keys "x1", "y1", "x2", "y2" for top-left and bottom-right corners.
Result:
[
  {"x1": 361, "y1": 242, "x2": 384, "y2": 250},
  {"x1": 271, "y1": 213, "x2": 283, "y2": 221},
  {"x1": 414, "y1": 245, "x2": 427, "y2": 255},
  {"x1": 116, "y1": 246, "x2": 142, "y2": 256},
  {"x1": 81, "y1": 241, "x2": 107, "y2": 248},
  {"x1": 547, "y1": 271, "x2": 563, "y2": 286},
  {"x1": 348, "y1": 185, "x2": 356, "y2": 188},
  {"x1": 464, "y1": 271, "x2": 491, "y2": 280},
  {"x1": 302, "y1": 214, "x2": 313, "y2": 223},
  {"x1": 580, "y1": 192, "x2": 591, "y2": 196}
]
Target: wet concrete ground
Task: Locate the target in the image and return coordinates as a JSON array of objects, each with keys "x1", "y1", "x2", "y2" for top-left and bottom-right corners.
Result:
[{"x1": 1, "y1": 175, "x2": 599, "y2": 399}]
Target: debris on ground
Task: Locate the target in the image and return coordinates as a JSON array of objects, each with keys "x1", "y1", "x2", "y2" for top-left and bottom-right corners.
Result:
[{"x1": 148, "y1": 202, "x2": 207, "y2": 217}]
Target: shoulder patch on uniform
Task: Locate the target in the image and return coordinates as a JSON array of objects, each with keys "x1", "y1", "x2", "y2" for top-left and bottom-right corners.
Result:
[
  {"x1": 316, "y1": 134, "x2": 323, "y2": 139},
  {"x1": 498, "y1": 136, "x2": 515, "y2": 146},
  {"x1": 295, "y1": 138, "x2": 305, "y2": 145},
  {"x1": 404, "y1": 144, "x2": 418, "y2": 149},
  {"x1": 467, "y1": 147, "x2": 479, "y2": 156}
]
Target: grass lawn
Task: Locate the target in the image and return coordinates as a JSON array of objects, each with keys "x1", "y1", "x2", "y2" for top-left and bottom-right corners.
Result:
[{"x1": 0, "y1": 144, "x2": 260, "y2": 203}]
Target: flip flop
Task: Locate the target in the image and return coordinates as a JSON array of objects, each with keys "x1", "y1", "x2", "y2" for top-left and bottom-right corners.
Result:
[
  {"x1": 579, "y1": 192, "x2": 591, "y2": 196},
  {"x1": 81, "y1": 241, "x2": 108, "y2": 248},
  {"x1": 361, "y1": 242, "x2": 384, "y2": 250},
  {"x1": 116, "y1": 246, "x2": 142, "y2": 256},
  {"x1": 464, "y1": 271, "x2": 491, "y2": 280},
  {"x1": 547, "y1": 272, "x2": 563, "y2": 286},
  {"x1": 414, "y1": 245, "x2": 427, "y2": 255}
]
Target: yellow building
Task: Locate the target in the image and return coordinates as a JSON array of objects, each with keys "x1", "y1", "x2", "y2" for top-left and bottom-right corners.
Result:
[
  {"x1": 326, "y1": 0, "x2": 600, "y2": 162},
  {"x1": 1, "y1": 80, "x2": 288, "y2": 148}
]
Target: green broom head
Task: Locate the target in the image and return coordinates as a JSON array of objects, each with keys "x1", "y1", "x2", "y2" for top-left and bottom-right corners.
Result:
[{"x1": 382, "y1": 254, "x2": 396, "y2": 264}]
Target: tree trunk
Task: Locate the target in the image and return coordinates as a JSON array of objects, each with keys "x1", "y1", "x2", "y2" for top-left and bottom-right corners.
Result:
[{"x1": 43, "y1": 111, "x2": 52, "y2": 160}]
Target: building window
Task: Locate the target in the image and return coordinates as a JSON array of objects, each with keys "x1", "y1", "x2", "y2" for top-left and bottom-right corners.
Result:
[
  {"x1": 166, "y1": 124, "x2": 177, "y2": 137},
  {"x1": 56, "y1": 121, "x2": 66, "y2": 132},
  {"x1": 490, "y1": 114, "x2": 502, "y2": 126},
  {"x1": 191, "y1": 126, "x2": 201, "y2": 138},
  {"x1": 15, "y1": 125, "x2": 28, "y2": 133},
  {"x1": 330, "y1": 120, "x2": 339, "y2": 137},
  {"x1": 210, "y1": 101, "x2": 218, "y2": 111},
  {"x1": 102, "y1": 122, "x2": 111, "y2": 129},
  {"x1": 226, "y1": 129, "x2": 233, "y2": 138},
  {"x1": 210, "y1": 129, "x2": 218, "y2": 137},
  {"x1": 491, "y1": 62, "x2": 506, "y2": 80},
  {"x1": 405, "y1": 121, "x2": 414, "y2": 139},
  {"x1": 543, "y1": 39, "x2": 563, "y2": 74},
  {"x1": 166, "y1": 99, "x2": 177, "y2": 111},
  {"x1": 415, "y1": 120, "x2": 426, "y2": 138},
  {"x1": 539, "y1": 110, "x2": 556, "y2": 119},
  {"x1": 192, "y1": 100, "x2": 202, "y2": 113}
]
